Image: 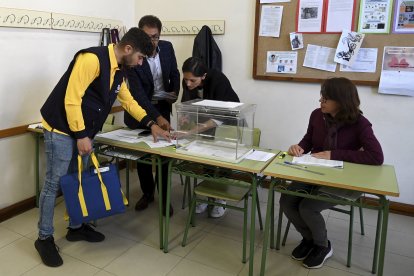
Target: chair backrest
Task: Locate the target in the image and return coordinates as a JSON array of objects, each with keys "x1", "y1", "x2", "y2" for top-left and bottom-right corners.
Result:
[
  {"x1": 214, "y1": 126, "x2": 261, "y2": 147},
  {"x1": 104, "y1": 114, "x2": 115, "y2": 125},
  {"x1": 253, "y1": 128, "x2": 261, "y2": 147}
]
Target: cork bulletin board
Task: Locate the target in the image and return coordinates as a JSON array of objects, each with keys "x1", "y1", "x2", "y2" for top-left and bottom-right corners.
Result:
[{"x1": 252, "y1": 0, "x2": 414, "y2": 86}]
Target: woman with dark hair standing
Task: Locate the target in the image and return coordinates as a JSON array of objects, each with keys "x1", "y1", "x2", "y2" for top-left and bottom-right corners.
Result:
[
  {"x1": 280, "y1": 77, "x2": 384, "y2": 269},
  {"x1": 180, "y1": 57, "x2": 239, "y2": 218}
]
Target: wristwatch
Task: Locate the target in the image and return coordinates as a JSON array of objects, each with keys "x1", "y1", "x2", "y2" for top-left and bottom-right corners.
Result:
[{"x1": 147, "y1": 120, "x2": 156, "y2": 128}]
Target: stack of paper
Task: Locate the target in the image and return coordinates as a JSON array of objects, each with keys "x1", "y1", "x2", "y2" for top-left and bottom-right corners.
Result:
[{"x1": 292, "y1": 155, "x2": 343, "y2": 168}]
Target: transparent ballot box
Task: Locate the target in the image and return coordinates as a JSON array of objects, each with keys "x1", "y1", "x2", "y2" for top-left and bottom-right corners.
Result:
[{"x1": 175, "y1": 99, "x2": 257, "y2": 163}]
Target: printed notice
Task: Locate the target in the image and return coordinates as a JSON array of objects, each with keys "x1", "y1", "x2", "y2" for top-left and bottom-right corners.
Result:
[
  {"x1": 303, "y1": 44, "x2": 337, "y2": 72},
  {"x1": 259, "y1": 5, "x2": 284, "y2": 37},
  {"x1": 297, "y1": 0, "x2": 324, "y2": 32},
  {"x1": 266, "y1": 51, "x2": 298, "y2": 73},
  {"x1": 325, "y1": 0, "x2": 356, "y2": 32},
  {"x1": 379, "y1": 46, "x2": 414, "y2": 96},
  {"x1": 340, "y1": 48, "x2": 378, "y2": 72}
]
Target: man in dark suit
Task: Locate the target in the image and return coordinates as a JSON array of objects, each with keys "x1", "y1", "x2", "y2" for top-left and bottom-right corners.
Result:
[{"x1": 124, "y1": 15, "x2": 180, "y2": 216}]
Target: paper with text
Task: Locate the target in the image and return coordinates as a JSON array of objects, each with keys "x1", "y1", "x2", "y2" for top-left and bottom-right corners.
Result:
[
  {"x1": 292, "y1": 155, "x2": 344, "y2": 168},
  {"x1": 325, "y1": 0, "x2": 356, "y2": 32},
  {"x1": 303, "y1": 44, "x2": 337, "y2": 72},
  {"x1": 259, "y1": 5, "x2": 283, "y2": 37},
  {"x1": 192, "y1": 100, "x2": 243, "y2": 109},
  {"x1": 245, "y1": 151, "x2": 275, "y2": 162},
  {"x1": 340, "y1": 48, "x2": 378, "y2": 72}
]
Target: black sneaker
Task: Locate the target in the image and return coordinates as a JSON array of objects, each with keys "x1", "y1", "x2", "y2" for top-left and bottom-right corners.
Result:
[
  {"x1": 303, "y1": 240, "x2": 333, "y2": 269},
  {"x1": 291, "y1": 239, "x2": 314, "y2": 260},
  {"x1": 66, "y1": 223, "x2": 105, "y2": 242},
  {"x1": 34, "y1": 236, "x2": 63, "y2": 267},
  {"x1": 135, "y1": 195, "x2": 154, "y2": 211}
]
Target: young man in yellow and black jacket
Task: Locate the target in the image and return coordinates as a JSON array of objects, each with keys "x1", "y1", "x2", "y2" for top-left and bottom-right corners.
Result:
[{"x1": 36, "y1": 27, "x2": 170, "y2": 268}]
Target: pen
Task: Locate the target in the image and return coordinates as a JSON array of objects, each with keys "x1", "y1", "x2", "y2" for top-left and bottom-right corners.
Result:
[
  {"x1": 284, "y1": 161, "x2": 307, "y2": 168},
  {"x1": 279, "y1": 162, "x2": 325, "y2": 175}
]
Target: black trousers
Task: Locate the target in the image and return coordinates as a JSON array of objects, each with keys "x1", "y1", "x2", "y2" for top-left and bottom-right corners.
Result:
[
  {"x1": 137, "y1": 100, "x2": 171, "y2": 202},
  {"x1": 136, "y1": 162, "x2": 169, "y2": 203}
]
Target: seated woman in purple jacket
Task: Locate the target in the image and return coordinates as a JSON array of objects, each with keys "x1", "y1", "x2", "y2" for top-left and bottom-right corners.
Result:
[{"x1": 280, "y1": 77, "x2": 383, "y2": 269}]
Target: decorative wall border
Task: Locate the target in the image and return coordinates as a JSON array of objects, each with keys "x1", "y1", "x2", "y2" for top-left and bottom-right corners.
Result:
[
  {"x1": 0, "y1": 7, "x2": 51, "y2": 29},
  {"x1": 162, "y1": 20, "x2": 225, "y2": 35},
  {"x1": 0, "y1": 7, "x2": 123, "y2": 32}
]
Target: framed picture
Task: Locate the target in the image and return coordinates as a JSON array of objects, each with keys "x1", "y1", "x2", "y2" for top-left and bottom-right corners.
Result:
[{"x1": 393, "y1": 0, "x2": 414, "y2": 33}]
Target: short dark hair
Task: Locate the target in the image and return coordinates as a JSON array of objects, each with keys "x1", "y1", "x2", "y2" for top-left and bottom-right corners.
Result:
[
  {"x1": 138, "y1": 15, "x2": 162, "y2": 33},
  {"x1": 321, "y1": 77, "x2": 361, "y2": 123},
  {"x1": 118, "y1": 27, "x2": 153, "y2": 57},
  {"x1": 182, "y1": 57, "x2": 208, "y2": 77}
]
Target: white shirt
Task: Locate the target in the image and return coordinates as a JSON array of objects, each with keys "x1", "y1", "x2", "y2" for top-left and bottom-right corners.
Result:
[{"x1": 147, "y1": 48, "x2": 166, "y2": 100}]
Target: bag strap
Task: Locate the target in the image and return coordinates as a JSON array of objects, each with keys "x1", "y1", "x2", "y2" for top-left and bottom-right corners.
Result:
[{"x1": 78, "y1": 152, "x2": 112, "y2": 217}]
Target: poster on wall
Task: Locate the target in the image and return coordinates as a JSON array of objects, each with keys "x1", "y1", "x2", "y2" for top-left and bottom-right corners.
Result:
[
  {"x1": 325, "y1": 0, "x2": 357, "y2": 33},
  {"x1": 379, "y1": 46, "x2": 414, "y2": 96},
  {"x1": 266, "y1": 51, "x2": 298, "y2": 73},
  {"x1": 290, "y1": 32, "x2": 304, "y2": 50},
  {"x1": 334, "y1": 30, "x2": 365, "y2": 66},
  {"x1": 392, "y1": 0, "x2": 414, "y2": 33},
  {"x1": 358, "y1": 0, "x2": 394, "y2": 33},
  {"x1": 296, "y1": 0, "x2": 325, "y2": 33}
]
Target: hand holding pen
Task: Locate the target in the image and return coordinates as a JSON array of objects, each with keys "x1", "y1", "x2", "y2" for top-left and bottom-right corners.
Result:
[{"x1": 288, "y1": 144, "x2": 304, "y2": 157}]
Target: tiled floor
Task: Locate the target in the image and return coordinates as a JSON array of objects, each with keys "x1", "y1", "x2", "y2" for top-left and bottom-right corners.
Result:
[{"x1": 1, "y1": 171, "x2": 413, "y2": 276}]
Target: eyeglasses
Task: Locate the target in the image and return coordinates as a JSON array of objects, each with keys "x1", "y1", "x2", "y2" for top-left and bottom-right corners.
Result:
[
  {"x1": 149, "y1": 34, "x2": 160, "y2": 41},
  {"x1": 319, "y1": 96, "x2": 328, "y2": 103}
]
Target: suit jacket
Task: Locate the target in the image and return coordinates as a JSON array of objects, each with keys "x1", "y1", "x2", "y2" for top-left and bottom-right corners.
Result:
[
  {"x1": 193, "y1": 25, "x2": 222, "y2": 71},
  {"x1": 125, "y1": 40, "x2": 180, "y2": 129},
  {"x1": 181, "y1": 69, "x2": 239, "y2": 103}
]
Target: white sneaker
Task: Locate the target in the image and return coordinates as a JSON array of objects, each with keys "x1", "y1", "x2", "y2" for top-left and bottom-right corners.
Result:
[
  {"x1": 195, "y1": 203, "x2": 208, "y2": 214},
  {"x1": 209, "y1": 199, "x2": 226, "y2": 218}
]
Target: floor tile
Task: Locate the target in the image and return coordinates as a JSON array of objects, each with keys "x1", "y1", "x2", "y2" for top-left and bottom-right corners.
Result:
[
  {"x1": 168, "y1": 258, "x2": 235, "y2": 276},
  {"x1": 0, "y1": 237, "x2": 40, "y2": 275},
  {"x1": 209, "y1": 208, "x2": 265, "y2": 245},
  {"x1": 185, "y1": 233, "x2": 249, "y2": 274},
  {"x1": 0, "y1": 225, "x2": 22, "y2": 248},
  {"x1": 93, "y1": 270, "x2": 116, "y2": 276},
  {"x1": 308, "y1": 266, "x2": 362, "y2": 276},
  {"x1": 142, "y1": 220, "x2": 207, "y2": 257},
  {"x1": 382, "y1": 251, "x2": 414, "y2": 276},
  {"x1": 1, "y1": 208, "x2": 39, "y2": 236},
  {"x1": 58, "y1": 231, "x2": 136, "y2": 268},
  {"x1": 22, "y1": 254, "x2": 100, "y2": 276},
  {"x1": 97, "y1": 207, "x2": 159, "y2": 243},
  {"x1": 1, "y1": 167, "x2": 413, "y2": 276},
  {"x1": 104, "y1": 243, "x2": 181, "y2": 276},
  {"x1": 238, "y1": 246, "x2": 309, "y2": 276}
]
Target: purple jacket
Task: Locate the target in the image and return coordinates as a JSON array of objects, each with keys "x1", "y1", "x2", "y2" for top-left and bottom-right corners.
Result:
[{"x1": 298, "y1": 108, "x2": 384, "y2": 165}]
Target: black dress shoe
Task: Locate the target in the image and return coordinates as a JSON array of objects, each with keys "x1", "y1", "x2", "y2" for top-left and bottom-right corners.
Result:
[{"x1": 135, "y1": 195, "x2": 154, "y2": 211}]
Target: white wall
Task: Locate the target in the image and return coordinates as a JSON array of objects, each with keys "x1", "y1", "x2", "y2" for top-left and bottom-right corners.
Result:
[
  {"x1": 0, "y1": 0, "x2": 135, "y2": 208},
  {"x1": 135, "y1": 0, "x2": 414, "y2": 204}
]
